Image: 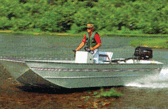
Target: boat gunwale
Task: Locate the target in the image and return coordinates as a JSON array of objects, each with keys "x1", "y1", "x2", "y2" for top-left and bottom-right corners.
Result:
[
  {"x1": 25, "y1": 60, "x2": 163, "y2": 66},
  {"x1": 0, "y1": 58, "x2": 163, "y2": 66},
  {"x1": 0, "y1": 58, "x2": 25, "y2": 63}
]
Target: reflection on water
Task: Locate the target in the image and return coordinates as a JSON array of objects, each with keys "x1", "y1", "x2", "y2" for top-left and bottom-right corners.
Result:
[
  {"x1": 0, "y1": 34, "x2": 136, "y2": 59},
  {"x1": 126, "y1": 67, "x2": 168, "y2": 88}
]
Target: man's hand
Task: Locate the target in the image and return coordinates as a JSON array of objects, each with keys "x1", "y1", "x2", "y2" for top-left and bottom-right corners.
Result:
[
  {"x1": 90, "y1": 43, "x2": 101, "y2": 51},
  {"x1": 90, "y1": 47, "x2": 94, "y2": 51},
  {"x1": 72, "y1": 50, "x2": 76, "y2": 54},
  {"x1": 84, "y1": 47, "x2": 91, "y2": 52}
]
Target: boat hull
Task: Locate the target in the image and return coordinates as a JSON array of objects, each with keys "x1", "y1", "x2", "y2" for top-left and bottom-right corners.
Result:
[
  {"x1": 0, "y1": 59, "x2": 163, "y2": 88},
  {"x1": 25, "y1": 60, "x2": 163, "y2": 88},
  {"x1": 0, "y1": 59, "x2": 59, "y2": 87}
]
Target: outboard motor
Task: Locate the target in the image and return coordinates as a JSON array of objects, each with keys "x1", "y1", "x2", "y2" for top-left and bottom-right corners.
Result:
[{"x1": 134, "y1": 46, "x2": 153, "y2": 60}]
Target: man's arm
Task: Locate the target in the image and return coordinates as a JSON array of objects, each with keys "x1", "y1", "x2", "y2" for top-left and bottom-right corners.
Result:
[
  {"x1": 76, "y1": 42, "x2": 85, "y2": 51},
  {"x1": 90, "y1": 43, "x2": 101, "y2": 51}
]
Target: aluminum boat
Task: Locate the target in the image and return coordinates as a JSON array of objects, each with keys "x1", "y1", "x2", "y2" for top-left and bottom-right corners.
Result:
[{"x1": 0, "y1": 47, "x2": 163, "y2": 88}]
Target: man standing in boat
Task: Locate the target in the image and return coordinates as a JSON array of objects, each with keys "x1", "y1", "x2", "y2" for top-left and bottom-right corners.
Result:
[{"x1": 74, "y1": 23, "x2": 101, "y2": 63}]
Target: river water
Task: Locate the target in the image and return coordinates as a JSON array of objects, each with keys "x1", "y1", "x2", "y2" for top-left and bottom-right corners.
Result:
[
  {"x1": 0, "y1": 33, "x2": 168, "y2": 89},
  {"x1": 1, "y1": 33, "x2": 168, "y2": 108}
]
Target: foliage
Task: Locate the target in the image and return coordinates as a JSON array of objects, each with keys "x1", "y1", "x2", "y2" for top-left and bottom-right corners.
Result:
[
  {"x1": 95, "y1": 88, "x2": 123, "y2": 98},
  {"x1": 0, "y1": 0, "x2": 168, "y2": 34}
]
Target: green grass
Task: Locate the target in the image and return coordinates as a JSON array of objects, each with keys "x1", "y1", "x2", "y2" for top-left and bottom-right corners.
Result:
[
  {"x1": 95, "y1": 88, "x2": 123, "y2": 98},
  {"x1": 129, "y1": 38, "x2": 168, "y2": 49},
  {"x1": 98, "y1": 30, "x2": 168, "y2": 37},
  {"x1": 1, "y1": 30, "x2": 168, "y2": 37}
]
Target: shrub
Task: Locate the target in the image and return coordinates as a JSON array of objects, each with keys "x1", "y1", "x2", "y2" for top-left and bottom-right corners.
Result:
[
  {"x1": 95, "y1": 88, "x2": 123, "y2": 98},
  {"x1": 0, "y1": 0, "x2": 168, "y2": 34}
]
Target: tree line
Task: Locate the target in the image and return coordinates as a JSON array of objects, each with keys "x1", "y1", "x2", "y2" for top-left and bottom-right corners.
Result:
[{"x1": 0, "y1": 0, "x2": 167, "y2": 34}]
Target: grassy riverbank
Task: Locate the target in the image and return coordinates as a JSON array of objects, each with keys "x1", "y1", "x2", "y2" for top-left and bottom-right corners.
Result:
[
  {"x1": 0, "y1": 30, "x2": 81, "y2": 36},
  {"x1": 129, "y1": 38, "x2": 168, "y2": 49},
  {"x1": 1, "y1": 30, "x2": 168, "y2": 37},
  {"x1": 1, "y1": 30, "x2": 168, "y2": 49}
]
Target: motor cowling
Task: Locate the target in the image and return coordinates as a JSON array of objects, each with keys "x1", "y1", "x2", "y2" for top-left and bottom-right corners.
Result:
[{"x1": 134, "y1": 46, "x2": 153, "y2": 60}]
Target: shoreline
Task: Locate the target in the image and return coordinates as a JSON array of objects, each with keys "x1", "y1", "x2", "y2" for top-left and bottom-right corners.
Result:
[
  {"x1": 0, "y1": 30, "x2": 168, "y2": 37},
  {"x1": 0, "y1": 30, "x2": 81, "y2": 36},
  {"x1": 0, "y1": 30, "x2": 168, "y2": 49}
]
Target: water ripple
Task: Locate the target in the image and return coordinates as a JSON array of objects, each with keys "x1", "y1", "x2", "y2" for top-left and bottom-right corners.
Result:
[{"x1": 126, "y1": 67, "x2": 168, "y2": 88}]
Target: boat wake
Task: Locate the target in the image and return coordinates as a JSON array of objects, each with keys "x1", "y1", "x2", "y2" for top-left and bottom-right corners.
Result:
[{"x1": 125, "y1": 66, "x2": 168, "y2": 88}]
